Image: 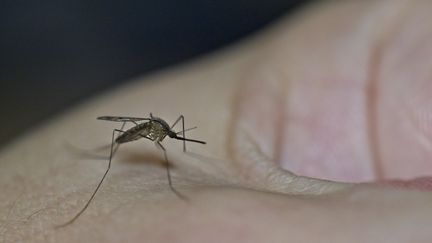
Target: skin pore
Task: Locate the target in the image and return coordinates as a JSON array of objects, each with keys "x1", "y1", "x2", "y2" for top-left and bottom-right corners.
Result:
[{"x1": 1, "y1": 0, "x2": 432, "y2": 242}]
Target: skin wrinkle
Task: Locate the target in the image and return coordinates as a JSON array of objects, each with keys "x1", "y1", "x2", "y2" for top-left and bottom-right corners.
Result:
[
  {"x1": 226, "y1": 65, "x2": 266, "y2": 180},
  {"x1": 274, "y1": 72, "x2": 288, "y2": 165},
  {"x1": 227, "y1": 69, "x2": 299, "y2": 189},
  {"x1": 366, "y1": 2, "x2": 415, "y2": 180},
  {"x1": 367, "y1": 34, "x2": 385, "y2": 180},
  {"x1": 227, "y1": 43, "x2": 301, "y2": 177},
  {"x1": 230, "y1": 117, "x2": 351, "y2": 195}
]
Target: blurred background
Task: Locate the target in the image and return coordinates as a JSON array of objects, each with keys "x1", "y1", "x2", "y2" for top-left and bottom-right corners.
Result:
[{"x1": 0, "y1": 0, "x2": 310, "y2": 146}]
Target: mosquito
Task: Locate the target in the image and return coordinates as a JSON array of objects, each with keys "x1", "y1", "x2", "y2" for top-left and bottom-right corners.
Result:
[{"x1": 59, "y1": 113, "x2": 206, "y2": 227}]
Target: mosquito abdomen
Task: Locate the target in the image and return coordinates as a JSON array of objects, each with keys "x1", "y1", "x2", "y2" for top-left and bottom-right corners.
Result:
[{"x1": 115, "y1": 123, "x2": 151, "y2": 143}]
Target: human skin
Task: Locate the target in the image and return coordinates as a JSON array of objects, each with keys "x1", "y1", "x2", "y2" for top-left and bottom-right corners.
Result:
[{"x1": 2, "y1": 0, "x2": 432, "y2": 242}]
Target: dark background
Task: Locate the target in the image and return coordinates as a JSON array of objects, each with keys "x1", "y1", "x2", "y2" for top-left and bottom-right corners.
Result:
[{"x1": 0, "y1": 0, "x2": 309, "y2": 146}]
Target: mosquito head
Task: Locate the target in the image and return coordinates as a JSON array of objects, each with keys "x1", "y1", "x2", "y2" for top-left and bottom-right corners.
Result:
[{"x1": 167, "y1": 130, "x2": 177, "y2": 138}]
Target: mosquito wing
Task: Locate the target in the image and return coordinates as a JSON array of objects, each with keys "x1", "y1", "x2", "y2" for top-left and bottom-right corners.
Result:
[{"x1": 97, "y1": 116, "x2": 151, "y2": 122}]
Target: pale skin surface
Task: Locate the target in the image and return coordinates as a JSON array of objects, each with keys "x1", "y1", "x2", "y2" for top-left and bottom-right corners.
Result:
[{"x1": 1, "y1": 1, "x2": 432, "y2": 242}]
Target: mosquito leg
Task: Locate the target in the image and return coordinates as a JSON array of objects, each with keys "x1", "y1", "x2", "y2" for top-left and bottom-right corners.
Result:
[
  {"x1": 57, "y1": 128, "x2": 125, "y2": 227},
  {"x1": 175, "y1": 126, "x2": 197, "y2": 135},
  {"x1": 180, "y1": 116, "x2": 186, "y2": 152},
  {"x1": 171, "y1": 115, "x2": 186, "y2": 152},
  {"x1": 112, "y1": 122, "x2": 127, "y2": 155},
  {"x1": 170, "y1": 115, "x2": 182, "y2": 129},
  {"x1": 155, "y1": 141, "x2": 187, "y2": 200}
]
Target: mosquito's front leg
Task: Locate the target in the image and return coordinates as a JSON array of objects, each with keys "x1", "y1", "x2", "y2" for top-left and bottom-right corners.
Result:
[
  {"x1": 155, "y1": 140, "x2": 168, "y2": 162},
  {"x1": 155, "y1": 140, "x2": 187, "y2": 200},
  {"x1": 171, "y1": 115, "x2": 186, "y2": 152}
]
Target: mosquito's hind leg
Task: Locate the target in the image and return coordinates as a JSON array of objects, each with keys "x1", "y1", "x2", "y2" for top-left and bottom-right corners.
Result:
[
  {"x1": 155, "y1": 141, "x2": 187, "y2": 200},
  {"x1": 57, "y1": 126, "x2": 126, "y2": 227},
  {"x1": 171, "y1": 115, "x2": 186, "y2": 152}
]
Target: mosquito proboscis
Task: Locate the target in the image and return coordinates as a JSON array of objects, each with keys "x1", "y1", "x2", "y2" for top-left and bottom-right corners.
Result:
[{"x1": 58, "y1": 113, "x2": 206, "y2": 227}]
